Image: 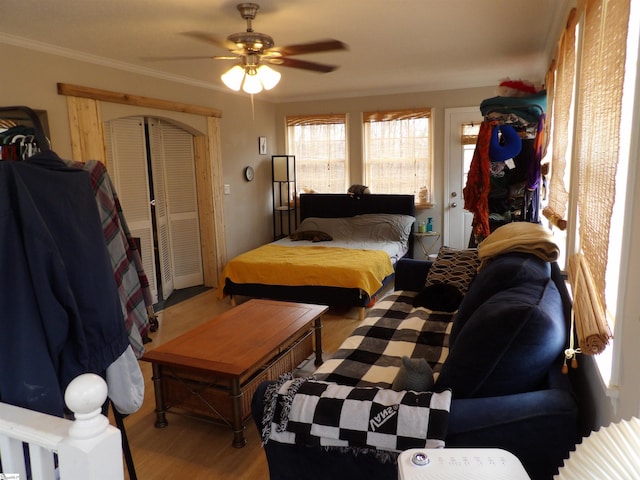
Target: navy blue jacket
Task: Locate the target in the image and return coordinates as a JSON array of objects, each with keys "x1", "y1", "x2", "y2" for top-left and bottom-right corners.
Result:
[{"x1": 0, "y1": 151, "x2": 128, "y2": 416}]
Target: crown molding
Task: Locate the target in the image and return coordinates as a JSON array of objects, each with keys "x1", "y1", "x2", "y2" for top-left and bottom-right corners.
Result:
[{"x1": 0, "y1": 32, "x2": 227, "y2": 93}]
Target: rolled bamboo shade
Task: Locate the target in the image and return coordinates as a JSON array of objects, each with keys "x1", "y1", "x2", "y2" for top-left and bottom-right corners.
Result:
[
  {"x1": 568, "y1": 253, "x2": 612, "y2": 355},
  {"x1": 363, "y1": 108, "x2": 431, "y2": 123},
  {"x1": 573, "y1": 0, "x2": 630, "y2": 319},
  {"x1": 461, "y1": 122, "x2": 480, "y2": 146},
  {"x1": 543, "y1": 9, "x2": 578, "y2": 230},
  {"x1": 286, "y1": 114, "x2": 346, "y2": 126}
]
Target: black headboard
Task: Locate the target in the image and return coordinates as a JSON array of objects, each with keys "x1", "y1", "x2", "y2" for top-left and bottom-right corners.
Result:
[
  {"x1": 299, "y1": 194, "x2": 416, "y2": 221},
  {"x1": 299, "y1": 194, "x2": 416, "y2": 259}
]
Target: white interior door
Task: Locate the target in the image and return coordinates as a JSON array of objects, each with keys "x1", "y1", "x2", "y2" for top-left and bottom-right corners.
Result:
[
  {"x1": 156, "y1": 120, "x2": 203, "y2": 290},
  {"x1": 443, "y1": 107, "x2": 483, "y2": 249},
  {"x1": 148, "y1": 119, "x2": 203, "y2": 292},
  {"x1": 147, "y1": 120, "x2": 174, "y2": 299},
  {"x1": 106, "y1": 116, "x2": 203, "y2": 303},
  {"x1": 105, "y1": 116, "x2": 158, "y2": 303}
]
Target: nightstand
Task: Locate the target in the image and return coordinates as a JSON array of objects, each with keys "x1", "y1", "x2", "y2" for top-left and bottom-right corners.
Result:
[{"x1": 414, "y1": 231, "x2": 441, "y2": 258}]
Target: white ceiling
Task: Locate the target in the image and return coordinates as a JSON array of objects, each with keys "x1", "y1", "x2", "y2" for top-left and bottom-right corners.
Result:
[{"x1": 0, "y1": 0, "x2": 570, "y2": 102}]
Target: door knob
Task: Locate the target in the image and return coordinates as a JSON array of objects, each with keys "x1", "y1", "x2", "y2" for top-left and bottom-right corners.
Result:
[{"x1": 451, "y1": 202, "x2": 458, "y2": 208}]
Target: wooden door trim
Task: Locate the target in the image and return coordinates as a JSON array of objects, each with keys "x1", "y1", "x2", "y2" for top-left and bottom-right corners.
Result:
[
  {"x1": 58, "y1": 82, "x2": 225, "y2": 288},
  {"x1": 58, "y1": 83, "x2": 222, "y2": 118}
]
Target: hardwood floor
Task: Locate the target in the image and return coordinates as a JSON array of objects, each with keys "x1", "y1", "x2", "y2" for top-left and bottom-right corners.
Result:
[{"x1": 116, "y1": 289, "x2": 364, "y2": 479}]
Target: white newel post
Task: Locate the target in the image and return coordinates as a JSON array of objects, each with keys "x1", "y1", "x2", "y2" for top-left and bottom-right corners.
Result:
[{"x1": 57, "y1": 374, "x2": 124, "y2": 480}]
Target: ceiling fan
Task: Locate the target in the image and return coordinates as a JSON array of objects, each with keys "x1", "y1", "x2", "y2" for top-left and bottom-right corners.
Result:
[{"x1": 185, "y1": 2, "x2": 348, "y2": 93}]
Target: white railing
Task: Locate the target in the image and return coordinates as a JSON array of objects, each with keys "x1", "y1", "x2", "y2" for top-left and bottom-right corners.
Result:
[{"x1": 0, "y1": 374, "x2": 124, "y2": 480}]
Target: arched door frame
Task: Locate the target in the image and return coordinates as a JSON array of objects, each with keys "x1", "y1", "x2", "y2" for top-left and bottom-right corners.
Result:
[{"x1": 57, "y1": 82, "x2": 226, "y2": 288}]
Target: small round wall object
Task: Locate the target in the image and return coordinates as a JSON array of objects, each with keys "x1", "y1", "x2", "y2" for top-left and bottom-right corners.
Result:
[{"x1": 244, "y1": 166, "x2": 255, "y2": 181}]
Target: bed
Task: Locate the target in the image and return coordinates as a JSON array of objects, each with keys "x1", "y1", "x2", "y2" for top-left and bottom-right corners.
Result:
[{"x1": 220, "y1": 194, "x2": 415, "y2": 317}]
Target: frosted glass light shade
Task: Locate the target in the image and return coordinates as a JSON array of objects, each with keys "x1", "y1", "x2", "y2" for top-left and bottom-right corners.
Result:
[
  {"x1": 221, "y1": 65, "x2": 245, "y2": 91},
  {"x1": 221, "y1": 64, "x2": 281, "y2": 94},
  {"x1": 242, "y1": 72, "x2": 263, "y2": 94},
  {"x1": 257, "y1": 65, "x2": 281, "y2": 90}
]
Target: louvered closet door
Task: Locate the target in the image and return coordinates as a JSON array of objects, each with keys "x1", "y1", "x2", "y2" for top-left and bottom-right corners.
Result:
[
  {"x1": 147, "y1": 119, "x2": 174, "y2": 299},
  {"x1": 105, "y1": 116, "x2": 158, "y2": 303},
  {"x1": 149, "y1": 119, "x2": 203, "y2": 290}
]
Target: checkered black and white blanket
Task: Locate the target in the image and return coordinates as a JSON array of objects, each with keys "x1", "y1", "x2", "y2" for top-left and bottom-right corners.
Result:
[
  {"x1": 260, "y1": 293, "x2": 455, "y2": 460},
  {"x1": 313, "y1": 291, "x2": 454, "y2": 387},
  {"x1": 261, "y1": 374, "x2": 452, "y2": 460}
]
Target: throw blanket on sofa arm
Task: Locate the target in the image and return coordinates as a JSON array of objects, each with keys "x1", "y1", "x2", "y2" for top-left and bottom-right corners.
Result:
[
  {"x1": 478, "y1": 221, "x2": 560, "y2": 271},
  {"x1": 261, "y1": 373, "x2": 452, "y2": 462}
]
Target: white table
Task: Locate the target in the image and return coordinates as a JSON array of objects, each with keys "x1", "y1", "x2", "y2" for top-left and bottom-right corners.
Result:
[{"x1": 414, "y1": 231, "x2": 441, "y2": 258}]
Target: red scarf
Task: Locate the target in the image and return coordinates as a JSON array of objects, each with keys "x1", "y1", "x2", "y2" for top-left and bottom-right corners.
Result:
[{"x1": 463, "y1": 121, "x2": 497, "y2": 242}]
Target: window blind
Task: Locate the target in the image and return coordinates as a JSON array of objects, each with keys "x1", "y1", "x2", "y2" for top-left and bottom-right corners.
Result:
[
  {"x1": 363, "y1": 108, "x2": 432, "y2": 196},
  {"x1": 568, "y1": 0, "x2": 631, "y2": 354},
  {"x1": 543, "y1": 9, "x2": 578, "y2": 231},
  {"x1": 286, "y1": 114, "x2": 347, "y2": 193}
]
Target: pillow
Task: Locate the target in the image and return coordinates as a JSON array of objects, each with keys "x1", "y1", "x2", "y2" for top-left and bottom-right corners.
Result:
[
  {"x1": 297, "y1": 214, "x2": 415, "y2": 244},
  {"x1": 289, "y1": 230, "x2": 333, "y2": 242},
  {"x1": 489, "y1": 124, "x2": 523, "y2": 162},
  {"x1": 392, "y1": 356, "x2": 435, "y2": 392},
  {"x1": 434, "y1": 279, "x2": 566, "y2": 398},
  {"x1": 350, "y1": 214, "x2": 415, "y2": 244},
  {"x1": 297, "y1": 217, "x2": 346, "y2": 236},
  {"x1": 412, "y1": 283, "x2": 463, "y2": 312},
  {"x1": 425, "y1": 247, "x2": 480, "y2": 295}
]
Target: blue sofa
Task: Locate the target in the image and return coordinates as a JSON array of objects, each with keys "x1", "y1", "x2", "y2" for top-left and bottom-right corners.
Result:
[{"x1": 253, "y1": 252, "x2": 587, "y2": 480}]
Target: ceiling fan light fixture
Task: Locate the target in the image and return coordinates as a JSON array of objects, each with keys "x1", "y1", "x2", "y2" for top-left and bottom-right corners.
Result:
[
  {"x1": 257, "y1": 65, "x2": 281, "y2": 90},
  {"x1": 221, "y1": 64, "x2": 246, "y2": 91},
  {"x1": 242, "y1": 70, "x2": 263, "y2": 94},
  {"x1": 222, "y1": 63, "x2": 281, "y2": 94}
]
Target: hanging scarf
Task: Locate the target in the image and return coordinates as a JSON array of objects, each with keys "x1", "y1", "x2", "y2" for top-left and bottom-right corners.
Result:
[{"x1": 463, "y1": 121, "x2": 497, "y2": 242}]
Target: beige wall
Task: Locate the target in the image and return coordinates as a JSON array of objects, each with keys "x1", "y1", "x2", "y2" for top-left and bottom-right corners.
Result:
[
  {"x1": 2, "y1": 43, "x2": 276, "y2": 259},
  {"x1": 275, "y1": 86, "x2": 496, "y2": 241},
  {"x1": 4, "y1": 42, "x2": 496, "y2": 258}
]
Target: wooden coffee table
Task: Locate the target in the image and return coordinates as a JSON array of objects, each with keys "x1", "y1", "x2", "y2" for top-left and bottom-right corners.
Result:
[{"x1": 141, "y1": 299, "x2": 327, "y2": 447}]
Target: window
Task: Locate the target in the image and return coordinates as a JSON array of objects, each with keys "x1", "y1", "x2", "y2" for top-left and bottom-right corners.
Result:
[
  {"x1": 544, "y1": 0, "x2": 638, "y2": 384},
  {"x1": 286, "y1": 114, "x2": 347, "y2": 193},
  {"x1": 461, "y1": 122, "x2": 480, "y2": 189},
  {"x1": 363, "y1": 109, "x2": 432, "y2": 198}
]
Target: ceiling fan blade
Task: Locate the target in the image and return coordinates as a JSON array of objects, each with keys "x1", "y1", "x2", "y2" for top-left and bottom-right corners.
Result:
[
  {"x1": 266, "y1": 39, "x2": 347, "y2": 56},
  {"x1": 182, "y1": 31, "x2": 236, "y2": 51},
  {"x1": 267, "y1": 57, "x2": 338, "y2": 73},
  {"x1": 141, "y1": 55, "x2": 217, "y2": 61}
]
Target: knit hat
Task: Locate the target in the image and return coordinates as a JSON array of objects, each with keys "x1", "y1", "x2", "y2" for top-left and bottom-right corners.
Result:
[{"x1": 489, "y1": 124, "x2": 522, "y2": 162}]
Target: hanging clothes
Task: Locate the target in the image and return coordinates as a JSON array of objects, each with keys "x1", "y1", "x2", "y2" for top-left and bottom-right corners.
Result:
[
  {"x1": 0, "y1": 106, "x2": 50, "y2": 161},
  {"x1": 0, "y1": 150, "x2": 129, "y2": 416},
  {"x1": 463, "y1": 120, "x2": 497, "y2": 243},
  {"x1": 79, "y1": 159, "x2": 153, "y2": 358},
  {"x1": 464, "y1": 91, "x2": 547, "y2": 242}
]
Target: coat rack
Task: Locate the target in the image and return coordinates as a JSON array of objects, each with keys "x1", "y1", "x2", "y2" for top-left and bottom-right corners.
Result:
[{"x1": 0, "y1": 105, "x2": 51, "y2": 153}]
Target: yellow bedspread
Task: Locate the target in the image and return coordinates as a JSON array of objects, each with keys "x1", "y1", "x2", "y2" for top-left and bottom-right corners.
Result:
[{"x1": 219, "y1": 245, "x2": 394, "y2": 299}]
